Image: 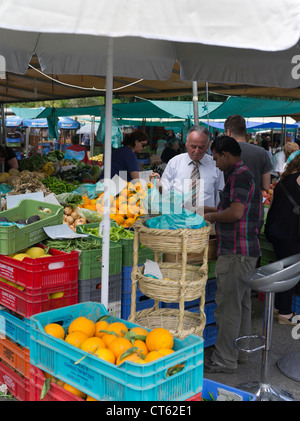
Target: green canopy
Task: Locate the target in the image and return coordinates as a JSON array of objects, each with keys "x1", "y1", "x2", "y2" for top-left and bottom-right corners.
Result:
[
  {"x1": 33, "y1": 100, "x2": 222, "y2": 120},
  {"x1": 208, "y1": 96, "x2": 300, "y2": 119}
]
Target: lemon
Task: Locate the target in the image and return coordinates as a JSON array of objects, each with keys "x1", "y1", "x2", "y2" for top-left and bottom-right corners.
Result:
[
  {"x1": 13, "y1": 253, "x2": 30, "y2": 261},
  {"x1": 49, "y1": 291, "x2": 64, "y2": 299},
  {"x1": 40, "y1": 254, "x2": 52, "y2": 258},
  {"x1": 25, "y1": 247, "x2": 45, "y2": 258}
]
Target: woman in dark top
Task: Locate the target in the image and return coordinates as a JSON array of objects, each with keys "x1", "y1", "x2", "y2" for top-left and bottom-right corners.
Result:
[{"x1": 265, "y1": 151, "x2": 300, "y2": 325}]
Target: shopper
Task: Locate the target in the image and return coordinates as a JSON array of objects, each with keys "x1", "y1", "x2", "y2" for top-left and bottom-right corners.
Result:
[
  {"x1": 111, "y1": 130, "x2": 148, "y2": 181},
  {"x1": 66, "y1": 134, "x2": 89, "y2": 164},
  {"x1": 0, "y1": 145, "x2": 18, "y2": 172},
  {"x1": 154, "y1": 126, "x2": 224, "y2": 208},
  {"x1": 224, "y1": 115, "x2": 273, "y2": 229},
  {"x1": 161, "y1": 138, "x2": 179, "y2": 164},
  {"x1": 264, "y1": 151, "x2": 300, "y2": 325},
  {"x1": 204, "y1": 135, "x2": 261, "y2": 373}
]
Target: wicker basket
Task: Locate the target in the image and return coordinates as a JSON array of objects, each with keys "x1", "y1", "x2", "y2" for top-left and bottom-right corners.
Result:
[
  {"x1": 132, "y1": 262, "x2": 207, "y2": 303},
  {"x1": 133, "y1": 220, "x2": 212, "y2": 255},
  {"x1": 129, "y1": 306, "x2": 206, "y2": 339},
  {"x1": 128, "y1": 219, "x2": 211, "y2": 339}
]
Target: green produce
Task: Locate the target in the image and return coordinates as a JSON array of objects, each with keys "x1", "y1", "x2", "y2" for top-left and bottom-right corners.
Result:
[
  {"x1": 18, "y1": 155, "x2": 45, "y2": 172},
  {"x1": 42, "y1": 176, "x2": 80, "y2": 195},
  {"x1": 81, "y1": 224, "x2": 134, "y2": 242},
  {"x1": 55, "y1": 193, "x2": 84, "y2": 208},
  {"x1": 43, "y1": 237, "x2": 102, "y2": 253}
]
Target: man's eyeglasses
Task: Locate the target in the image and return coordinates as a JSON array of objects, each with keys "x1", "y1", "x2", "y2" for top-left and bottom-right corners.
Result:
[{"x1": 139, "y1": 141, "x2": 147, "y2": 148}]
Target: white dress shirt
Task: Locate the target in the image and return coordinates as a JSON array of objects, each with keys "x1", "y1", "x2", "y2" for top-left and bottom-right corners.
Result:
[{"x1": 161, "y1": 152, "x2": 224, "y2": 207}]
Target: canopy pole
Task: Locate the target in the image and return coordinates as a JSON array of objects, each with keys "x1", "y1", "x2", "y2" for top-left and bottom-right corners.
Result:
[
  {"x1": 101, "y1": 37, "x2": 113, "y2": 310},
  {"x1": 90, "y1": 115, "x2": 95, "y2": 157},
  {"x1": 206, "y1": 82, "x2": 210, "y2": 133},
  {"x1": 192, "y1": 81, "x2": 199, "y2": 126}
]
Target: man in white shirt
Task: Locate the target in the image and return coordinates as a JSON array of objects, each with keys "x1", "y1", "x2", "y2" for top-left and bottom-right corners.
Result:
[{"x1": 158, "y1": 126, "x2": 224, "y2": 210}]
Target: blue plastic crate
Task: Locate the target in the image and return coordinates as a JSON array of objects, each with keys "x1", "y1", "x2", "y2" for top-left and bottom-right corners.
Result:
[
  {"x1": 205, "y1": 278, "x2": 217, "y2": 302},
  {"x1": 121, "y1": 291, "x2": 157, "y2": 320},
  {"x1": 0, "y1": 308, "x2": 31, "y2": 348},
  {"x1": 29, "y1": 302, "x2": 204, "y2": 401},
  {"x1": 292, "y1": 294, "x2": 300, "y2": 313},
  {"x1": 203, "y1": 324, "x2": 217, "y2": 348},
  {"x1": 201, "y1": 378, "x2": 256, "y2": 401},
  {"x1": 122, "y1": 265, "x2": 143, "y2": 294}
]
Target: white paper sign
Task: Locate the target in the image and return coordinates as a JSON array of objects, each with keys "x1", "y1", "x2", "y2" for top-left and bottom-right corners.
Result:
[
  {"x1": 144, "y1": 259, "x2": 163, "y2": 279},
  {"x1": 43, "y1": 224, "x2": 89, "y2": 240},
  {"x1": 6, "y1": 191, "x2": 44, "y2": 209}
]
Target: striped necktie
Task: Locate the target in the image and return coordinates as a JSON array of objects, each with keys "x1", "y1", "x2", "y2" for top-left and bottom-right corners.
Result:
[{"x1": 190, "y1": 160, "x2": 200, "y2": 206}]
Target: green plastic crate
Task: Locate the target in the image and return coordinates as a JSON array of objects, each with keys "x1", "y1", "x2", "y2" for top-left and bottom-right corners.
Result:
[
  {"x1": 0, "y1": 199, "x2": 63, "y2": 255},
  {"x1": 76, "y1": 223, "x2": 154, "y2": 267},
  {"x1": 78, "y1": 240, "x2": 122, "y2": 280}
]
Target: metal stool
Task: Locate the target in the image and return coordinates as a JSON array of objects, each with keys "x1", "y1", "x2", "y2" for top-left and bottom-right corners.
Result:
[{"x1": 234, "y1": 254, "x2": 300, "y2": 401}]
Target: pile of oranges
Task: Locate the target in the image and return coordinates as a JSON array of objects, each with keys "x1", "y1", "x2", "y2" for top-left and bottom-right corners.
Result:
[
  {"x1": 43, "y1": 316, "x2": 175, "y2": 400},
  {"x1": 77, "y1": 180, "x2": 153, "y2": 228},
  {"x1": 96, "y1": 180, "x2": 153, "y2": 228}
]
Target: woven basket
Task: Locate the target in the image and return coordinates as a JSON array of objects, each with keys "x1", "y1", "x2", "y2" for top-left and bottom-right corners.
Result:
[
  {"x1": 133, "y1": 220, "x2": 212, "y2": 255},
  {"x1": 132, "y1": 262, "x2": 207, "y2": 303},
  {"x1": 129, "y1": 307, "x2": 206, "y2": 339}
]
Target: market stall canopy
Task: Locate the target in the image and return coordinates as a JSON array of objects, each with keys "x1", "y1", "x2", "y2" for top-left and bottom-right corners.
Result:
[
  {"x1": 22, "y1": 116, "x2": 80, "y2": 129},
  {"x1": 34, "y1": 100, "x2": 223, "y2": 120},
  {"x1": 0, "y1": 0, "x2": 299, "y2": 105},
  {"x1": 208, "y1": 96, "x2": 300, "y2": 120},
  {"x1": 5, "y1": 115, "x2": 22, "y2": 127}
]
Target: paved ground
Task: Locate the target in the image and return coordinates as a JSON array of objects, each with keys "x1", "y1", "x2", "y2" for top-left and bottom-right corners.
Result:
[
  {"x1": 1, "y1": 295, "x2": 299, "y2": 402},
  {"x1": 204, "y1": 295, "x2": 300, "y2": 401}
]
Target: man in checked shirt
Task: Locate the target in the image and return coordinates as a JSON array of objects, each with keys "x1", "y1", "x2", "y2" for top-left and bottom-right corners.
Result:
[{"x1": 204, "y1": 135, "x2": 261, "y2": 374}]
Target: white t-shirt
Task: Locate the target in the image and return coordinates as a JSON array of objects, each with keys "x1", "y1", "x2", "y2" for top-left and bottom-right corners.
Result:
[
  {"x1": 161, "y1": 152, "x2": 224, "y2": 207},
  {"x1": 270, "y1": 150, "x2": 285, "y2": 175}
]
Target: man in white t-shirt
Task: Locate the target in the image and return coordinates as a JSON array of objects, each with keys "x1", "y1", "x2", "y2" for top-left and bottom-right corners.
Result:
[{"x1": 156, "y1": 126, "x2": 224, "y2": 209}]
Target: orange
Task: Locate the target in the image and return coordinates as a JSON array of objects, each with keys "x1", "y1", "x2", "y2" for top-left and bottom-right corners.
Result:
[
  {"x1": 80, "y1": 337, "x2": 106, "y2": 354},
  {"x1": 94, "y1": 347, "x2": 116, "y2": 364},
  {"x1": 84, "y1": 204, "x2": 97, "y2": 211},
  {"x1": 130, "y1": 326, "x2": 149, "y2": 337},
  {"x1": 146, "y1": 328, "x2": 174, "y2": 351},
  {"x1": 128, "y1": 204, "x2": 140, "y2": 215},
  {"x1": 116, "y1": 351, "x2": 145, "y2": 366},
  {"x1": 144, "y1": 351, "x2": 163, "y2": 363},
  {"x1": 94, "y1": 320, "x2": 110, "y2": 338},
  {"x1": 118, "y1": 203, "x2": 128, "y2": 215},
  {"x1": 82, "y1": 196, "x2": 90, "y2": 206},
  {"x1": 133, "y1": 339, "x2": 149, "y2": 357},
  {"x1": 63, "y1": 383, "x2": 86, "y2": 399},
  {"x1": 113, "y1": 215, "x2": 125, "y2": 226},
  {"x1": 102, "y1": 333, "x2": 118, "y2": 347},
  {"x1": 44, "y1": 323, "x2": 65, "y2": 340},
  {"x1": 124, "y1": 217, "x2": 135, "y2": 227},
  {"x1": 86, "y1": 395, "x2": 98, "y2": 401},
  {"x1": 158, "y1": 348, "x2": 175, "y2": 356},
  {"x1": 108, "y1": 337, "x2": 132, "y2": 359},
  {"x1": 107, "y1": 322, "x2": 128, "y2": 337},
  {"x1": 65, "y1": 331, "x2": 89, "y2": 348},
  {"x1": 68, "y1": 317, "x2": 95, "y2": 337},
  {"x1": 128, "y1": 194, "x2": 139, "y2": 206}
]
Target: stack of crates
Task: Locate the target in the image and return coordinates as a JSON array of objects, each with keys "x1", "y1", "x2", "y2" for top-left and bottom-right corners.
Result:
[
  {"x1": 0, "y1": 245, "x2": 79, "y2": 401},
  {"x1": 77, "y1": 239, "x2": 122, "y2": 317},
  {"x1": 120, "y1": 238, "x2": 156, "y2": 320}
]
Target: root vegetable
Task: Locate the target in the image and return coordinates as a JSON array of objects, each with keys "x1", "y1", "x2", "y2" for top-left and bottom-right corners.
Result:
[
  {"x1": 65, "y1": 215, "x2": 74, "y2": 225},
  {"x1": 71, "y1": 211, "x2": 80, "y2": 220},
  {"x1": 64, "y1": 207, "x2": 73, "y2": 215},
  {"x1": 74, "y1": 217, "x2": 87, "y2": 226}
]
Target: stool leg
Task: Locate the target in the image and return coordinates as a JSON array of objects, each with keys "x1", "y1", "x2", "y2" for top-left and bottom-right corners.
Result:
[{"x1": 238, "y1": 292, "x2": 295, "y2": 401}]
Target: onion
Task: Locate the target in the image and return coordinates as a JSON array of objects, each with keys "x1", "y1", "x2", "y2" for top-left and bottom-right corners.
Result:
[
  {"x1": 71, "y1": 211, "x2": 80, "y2": 220},
  {"x1": 65, "y1": 215, "x2": 74, "y2": 225},
  {"x1": 74, "y1": 217, "x2": 87, "y2": 226},
  {"x1": 64, "y1": 206, "x2": 73, "y2": 215},
  {"x1": 69, "y1": 224, "x2": 75, "y2": 231}
]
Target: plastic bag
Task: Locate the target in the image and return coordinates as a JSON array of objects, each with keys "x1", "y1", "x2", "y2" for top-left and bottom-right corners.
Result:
[
  {"x1": 55, "y1": 193, "x2": 84, "y2": 207},
  {"x1": 143, "y1": 181, "x2": 206, "y2": 230},
  {"x1": 64, "y1": 149, "x2": 85, "y2": 161},
  {"x1": 77, "y1": 208, "x2": 103, "y2": 223}
]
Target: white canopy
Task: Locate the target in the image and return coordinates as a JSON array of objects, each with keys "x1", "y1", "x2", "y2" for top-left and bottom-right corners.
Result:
[
  {"x1": 0, "y1": 0, "x2": 300, "y2": 88},
  {"x1": 1, "y1": 0, "x2": 300, "y2": 309}
]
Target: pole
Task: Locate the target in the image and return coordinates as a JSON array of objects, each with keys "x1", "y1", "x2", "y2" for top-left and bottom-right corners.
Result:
[
  {"x1": 100, "y1": 37, "x2": 113, "y2": 309},
  {"x1": 192, "y1": 81, "x2": 199, "y2": 126}
]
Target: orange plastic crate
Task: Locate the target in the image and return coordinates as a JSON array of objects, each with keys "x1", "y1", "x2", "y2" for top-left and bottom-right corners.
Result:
[{"x1": 0, "y1": 337, "x2": 30, "y2": 378}]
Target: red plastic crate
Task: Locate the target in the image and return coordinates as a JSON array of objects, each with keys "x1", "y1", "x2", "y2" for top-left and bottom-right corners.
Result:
[
  {"x1": 0, "y1": 338, "x2": 30, "y2": 378},
  {"x1": 186, "y1": 391, "x2": 202, "y2": 401},
  {"x1": 0, "y1": 279, "x2": 78, "y2": 318},
  {"x1": 0, "y1": 246, "x2": 79, "y2": 289},
  {"x1": 29, "y1": 365, "x2": 84, "y2": 401},
  {"x1": 0, "y1": 360, "x2": 30, "y2": 401}
]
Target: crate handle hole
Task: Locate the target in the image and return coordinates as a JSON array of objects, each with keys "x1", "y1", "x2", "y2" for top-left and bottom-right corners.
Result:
[{"x1": 166, "y1": 361, "x2": 185, "y2": 378}]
